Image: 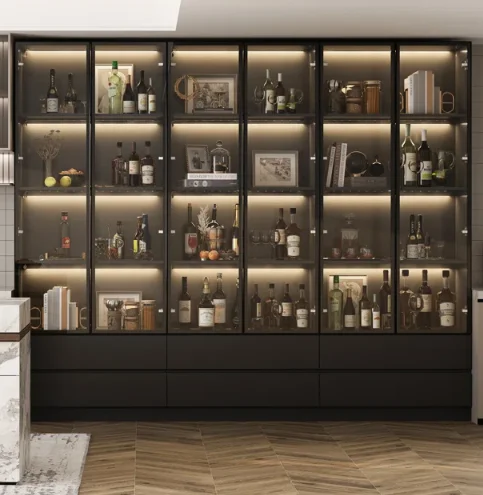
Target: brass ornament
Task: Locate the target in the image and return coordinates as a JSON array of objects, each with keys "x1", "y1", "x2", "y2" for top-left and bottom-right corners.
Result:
[{"x1": 174, "y1": 75, "x2": 201, "y2": 101}]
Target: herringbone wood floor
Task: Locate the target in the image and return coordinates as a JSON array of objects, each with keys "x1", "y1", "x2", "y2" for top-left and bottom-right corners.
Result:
[{"x1": 32, "y1": 421, "x2": 483, "y2": 495}]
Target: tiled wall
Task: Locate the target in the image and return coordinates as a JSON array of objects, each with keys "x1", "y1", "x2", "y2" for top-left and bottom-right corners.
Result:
[{"x1": 0, "y1": 186, "x2": 14, "y2": 290}]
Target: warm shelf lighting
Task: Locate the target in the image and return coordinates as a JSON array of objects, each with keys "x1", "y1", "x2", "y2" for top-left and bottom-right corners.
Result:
[
  {"x1": 24, "y1": 196, "x2": 86, "y2": 204},
  {"x1": 324, "y1": 51, "x2": 390, "y2": 57},
  {"x1": 25, "y1": 50, "x2": 86, "y2": 57},
  {"x1": 172, "y1": 268, "x2": 239, "y2": 275},
  {"x1": 173, "y1": 51, "x2": 239, "y2": 59},
  {"x1": 248, "y1": 51, "x2": 307, "y2": 57},
  {"x1": 95, "y1": 196, "x2": 161, "y2": 205},
  {"x1": 324, "y1": 196, "x2": 390, "y2": 206},
  {"x1": 171, "y1": 196, "x2": 238, "y2": 206},
  {"x1": 400, "y1": 51, "x2": 453, "y2": 56},
  {"x1": 172, "y1": 123, "x2": 239, "y2": 131},
  {"x1": 248, "y1": 268, "x2": 306, "y2": 276},
  {"x1": 248, "y1": 195, "x2": 307, "y2": 206},
  {"x1": 94, "y1": 123, "x2": 160, "y2": 130},
  {"x1": 323, "y1": 268, "x2": 391, "y2": 276},
  {"x1": 96, "y1": 268, "x2": 160, "y2": 276},
  {"x1": 400, "y1": 195, "x2": 453, "y2": 205}
]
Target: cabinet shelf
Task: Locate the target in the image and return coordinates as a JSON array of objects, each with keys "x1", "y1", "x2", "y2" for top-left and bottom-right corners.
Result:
[
  {"x1": 399, "y1": 259, "x2": 466, "y2": 268},
  {"x1": 322, "y1": 258, "x2": 391, "y2": 268},
  {"x1": 19, "y1": 114, "x2": 86, "y2": 124},
  {"x1": 171, "y1": 260, "x2": 239, "y2": 269},
  {"x1": 19, "y1": 186, "x2": 87, "y2": 196},
  {"x1": 400, "y1": 113, "x2": 467, "y2": 123},
  {"x1": 324, "y1": 188, "x2": 390, "y2": 196},
  {"x1": 94, "y1": 113, "x2": 163, "y2": 123},
  {"x1": 248, "y1": 259, "x2": 315, "y2": 268},
  {"x1": 172, "y1": 113, "x2": 239, "y2": 123},
  {"x1": 169, "y1": 327, "x2": 238, "y2": 334},
  {"x1": 16, "y1": 259, "x2": 86, "y2": 268},
  {"x1": 248, "y1": 113, "x2": 315, "y2": 124},
  {"x1": 96, "y1": 260, "x2": 164, "y2": 268},
  {"x1": 400, "y1": 187, "x2": 467, "y2": 196},
  {"x1": 324, "y1": 114, "x2": 391, "y2": 123},
  {"x1": 95, "y1": 186, "x2": 164, "y2": 195},
  {"x1": 249, "y1": 187, "x2": 315, "y2": 196}
]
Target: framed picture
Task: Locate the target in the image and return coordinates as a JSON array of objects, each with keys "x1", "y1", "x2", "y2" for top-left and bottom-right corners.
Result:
[
  {"x1": 186, "y1": 144, "x2": 210, "y2": 173},
  {"x1": 252, "y1": 151, "x2": 299, "y2": 188},
  {"x1": 328, "y1": 275, "x2": 368, "y2": 326},
  {"x1": 185, "y1": 75, "x2": 237, "y2": 114},
  {"x1": 95, "y1": 64, "x2": 134, "y2": 114},
  {"x1": 96, "y1": 291, "x2": 142, "y2": 329}
]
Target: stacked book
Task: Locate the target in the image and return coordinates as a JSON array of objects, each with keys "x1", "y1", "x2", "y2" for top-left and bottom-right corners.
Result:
[
  {"x1": 404, "y1": 70, "x2": 441, "y2": 114},
  {"x1": 325, "y1": 142, "x2": 348, "y2": 188},
  {"x1": 43, "y1": 286, "x2": 78, "y2": 330},
  {"x1": 182, "y1": 173, "x2": 238, "y2": 188}
]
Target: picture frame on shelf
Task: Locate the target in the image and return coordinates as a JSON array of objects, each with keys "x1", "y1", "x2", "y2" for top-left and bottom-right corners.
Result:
[
  {"x1": 96, "y1": 290, "x2": 142, "y2": 329},
  {"x1": 252, "y1": 151, "x2": 299, "y2": 188},
  {"x1": 185, "y1": 74, "x2": 237, "y2": 114},
  {"x1": 95, "y1": 64, "x2": 134, "y2": 114},
  {"x1": 186, "y1": 144, "x2": 210, "y2": 173}
]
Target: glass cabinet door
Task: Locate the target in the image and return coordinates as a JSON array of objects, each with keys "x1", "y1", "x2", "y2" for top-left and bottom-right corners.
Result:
[{"x1": 15, "y1": 42, "x2": 89, "y2": 332}]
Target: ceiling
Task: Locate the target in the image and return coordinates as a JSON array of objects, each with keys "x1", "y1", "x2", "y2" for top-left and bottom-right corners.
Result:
[{"x1": 4, "y1": 0, "x2": 483, "y2": 40}]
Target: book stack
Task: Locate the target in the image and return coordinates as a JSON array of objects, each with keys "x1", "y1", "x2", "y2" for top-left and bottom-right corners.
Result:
[
  {"x1": 325, "y1": 142, "x2": 348, "y2": 188},
  {"x1": 181, "y1": 173, "x2": 238, "y2": 188},
  {"x1": 43, "y1": 286, "x2": 78, "y2": 330},
  {"x1": 404, "y1": 70, "x2": 441, "y2": 114}
]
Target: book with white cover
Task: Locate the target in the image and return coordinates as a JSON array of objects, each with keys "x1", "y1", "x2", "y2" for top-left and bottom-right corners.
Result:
[
  {"x1": 43, "y1": 292, "x2": 49, "y2": 330},
  {"x1": 337, "y1": 143, "x2": 348, "y2": 187},
  {"x1": 424, "y1": 71, "x2": 434, "y2": 114},
  {"x1": 187, "y1": 173, "x2": 237, "y2": 180},
  {"x1": 415, "y1": 71, "x2": 426, "y2": 113},
  {"x1": 332, "y1": 143, "x2": 342, "y2": 187},
  {"x1": 325, "y1": 143, "x2": 336, "y2": 188}
]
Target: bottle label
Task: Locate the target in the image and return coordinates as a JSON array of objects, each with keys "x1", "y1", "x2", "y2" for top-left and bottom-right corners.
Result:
[
  {"x1": 330, "y1": 298, "x2": 340, "y2": 312},
  {"x1": 287, "y1": 235, "x2": 300, "y2": 257},
  {"x1": 213, "y1": 299, "x2": 226, "y2": 324},
  {"x1": 184, "y1": 233, "x2": 198, "y2": 255},
  {"x1": 282, "y1": 302, "x2": 293, "y2": 317},
  {"x1": 277, "y1": 229, "x2": 286, "y2": 246},
  {"x1": 277, "y1": 95, "x2": 286, "y2": 111},
  {"x1": 123, "y1": 101, "x2": 135, "y2": 114},
  {"x1": 129, "y1": 160, "x2": 140, "y2": 174},
  {"x1": 420, "y1": 161, "x2": 432, "y2": 182},
  {"x1": 256, "y1": 302, "x2": 262, "y2": 318},
  {"x1": 387, "y1": 295, "x2": 391, "y2": 314},
  {"x1": 372, "y1": 310, "x2": 381, "y2": 329},
  {"x1": 208, "y1": 228, "x2": 218, "y2": 250},
  {"x1": 139, "y1": 240, "x2": 147, "y2": 253},
  {"x1": 108, "y1": 85, "x2": 118, "y2": 98},
  {"x1": 47, "y1": 98, "x2": 59, "y2": 113},
  {"x1": 439, "y1": 302, "x2": 455, "y2": 326},
  {"x1": 133, "y1": 240, "x2": 139, "y2": 253},
  {"x1": 407, "y1": 245, "x2": 419, "y2": 259},
  {"x1": 265, "y1": 89, "x2": 276, "y2": 112},
  {"x1": 296, "y1": 309, "x2": 309, "y2": 328},
  {"x1": 421, "y1": 294, "x2": 432, "y2": 312},
  {"x1": 199, "y1": 308, "x2": 214, "y2": 327},
  {"x1": 361, "y1": 309, "x2": 372, "y2": 327},
  {"x1": 418, "y1": 243, "x2": 425, "y2": 258},
  {"x1": 344, "y1": 314, "x2": 356, "y2": 328},
  {"x1": 138, "y1": 94, "x2": 148, "y2": 111},
  {"x1": 141, "y1": 166, "x2": 154, "y2": 184},
  {"x1": 232, "y1": 238, "x2": 239, "y2": 255},
  {"x1": 62, "y1": 236, "x2": 70, "y2": 249},
  {"x1": 148, "y1": 95, "x2": 156, "y2": 112},
  {"x1": 403, "y1": 152, "x2": 418, "y2": 183},
  {"x1": 178, "y1": 301, "x2": 191, "y2": 324}
]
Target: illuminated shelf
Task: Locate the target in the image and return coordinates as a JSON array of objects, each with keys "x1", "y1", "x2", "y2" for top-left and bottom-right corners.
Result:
[
  {"x1": 400, "y1": 259, "x2": 466, "y2": 268},
  {"x1": 324, "y1": 188, "x2": 390, "y2": 196},
  {"x1": 248, "y1": 259, "x2": 315, "y2": 268},
  {"x1": 95, "y1": 113, "x2": 163, "y2": 123},
  {"x1": 400, "y1": 187, "x2": 467, "y2": 196},
  {"x1": 172, "y1": 113, "x2": 239, "y2": 123},
  {"x1": 323, "y1": 258, "x2": 390, "y2": 268},
  {"x1": 245, "y1": 327, "x2": 317, "y2": 334},
  {"x1": 249, "y1": 187, "x2": 315, "y2": 196},
  {"x1": 171, "y1": 260, "x2": 239, "y2": 268},
  {"x1": 96, "y1": 260, "x2": 164, "y2": 268},
  {"x1": 400, "y1": 113, "x2": 467, "y2": 123},
  {"x1": 248, "y1": 113, "x2": 315, "y2": 123},
  {"x1": 16, "y1": 259, "x2": 86, "y2": 268},
  {"x1": 32, "y1": 329, "x2": 87, "y2": 335},
  {"x1": 171, "y1": 186, "x2": 239, "y2": 195},
  {"x1": 169, "y1": 327, "x2": 238, "y2": 334},
  {"x1": 324, "y1": 114, "x2": 391, "y2": 123},
  {"x1": 18, "y1": 186, "x2": 86, "y2": 196},
  {"x1": 19, "y1": 114, "x2": 86, "y2": 124},
  {"x1": 95, "y1": 186, "x2": 164, "y2": 195}
]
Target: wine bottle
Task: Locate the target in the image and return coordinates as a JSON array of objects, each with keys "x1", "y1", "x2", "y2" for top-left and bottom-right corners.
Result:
[
  {"x1": 275, "y1": 73, "x2": 286, "y2": 114},
  {"x1": 372, "y1": 294, "x2": 381, "y2": 330},
  {"x1": 207, "y1": 204, "x2": 220, "y2": 251},
  {"x1": 147, "y1": 77, "x2": 156, "y2": 114},
  {"x1": 112, "y1": 220, "x2": 125, "y2": 259},
  {"x1": 178, "y1": 276, "x2": 191, "y2": 327},
  {"x1": 328, "y1": 275, "x2": 343, "y2": 331},
  {"x1": 280, "y1": 283, "x2": 293, "y2": 329},
  {"x1": 264, "y1": 283, "x2": 279, "y2": 328},
  {"x1": 60, "y1": 211, "x2": 70, "y2": 257},
  {"x1": 343, "y1": 288, "x2": 356, "y2": 330},
  {"x1": 418, "y1": 129, "x2": 432, "y2": 187},
  {"x1": 232, "y1": 278, "x2": 240, "y2": 330},
  {"x1": 359, "y1": 285, "x2": 372, "y2": 330},
  {"x1": 141, "y1": 213, "x2": 151, "y2": 252},
  {"x1": 263, "y1": 69, "x2": 275, "y2": 114},
  {"x1": 406, "y1": 214, "x2": 419, "y2": 259},
  {"x1": 232, "y1": 204, "x2": 239, "y2": 257},
  {"x1": 108, "y1": 61, "x2": 122, "y2": 114},
  {"x1": 128, "y1": 142, "x2": 140, "y2": 187},
  {"x1": 212, "y1": 273, "x2": 227, "y2": 328},
  {"x1": 46, "y1": 69, "x2": 59, "y2": 113},
  {"x1": 184, "y1": 203, "x2": 198, "y2": 260},
  {"x1": 417, "y1": 269, "x2": 432, "y2": 329},
  {"x1": 286, "y1": 88, "x2": 297, "y2": 114},
  {"x1": 136, "y1": 70, "x2": 148, "y2": 114},
  {"x1": 275, "y1": 208, "x2": 287, "y2": 260},
  {"x1": 133, "y1": 215, "x2": 144, "y2": 255},
  {"x1": 380, "y1": 270, "x2": 392, "y2": 330},
  {"x1": 399, "y1": 269, "x2": 413, "y2": 329},
  {"x1": 416, "y1": 214, "x2": 425, "y2": 258},
  {"x1": 285, "y1": 208, "x2": 301, "y2": 260},
  {"x1": 141, "y1": 141, "x2": 155, "y2": 186},
  {"x1": 250, "y1": 284, "x2": 263, "y2": 329},
  {"x1": 401, "y1": 124, "x2": 417, "y2": 187},
  {"x1": 295, "y1": 284, "x2": 309, "y2": 329},
  {"x1": 122, "y1": 74, "x2": 136, "y2": 114},
  {"x1": 437, "y1": 270, "x2": 455, "y2": 328},
  {"x1": 64, "y1": 73, "x2": 77, "y2": 110},
  {"x1": 111, "y1": 141, "x2": 123, "y2": 186},
  {"x1": 198, "y1": 277, "x2": 215, "y2": 329}
]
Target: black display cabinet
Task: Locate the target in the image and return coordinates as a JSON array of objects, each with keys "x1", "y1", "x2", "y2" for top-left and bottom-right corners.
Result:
[{"x1": 13, "y1": 39, "x2": 472, "y2": 420}]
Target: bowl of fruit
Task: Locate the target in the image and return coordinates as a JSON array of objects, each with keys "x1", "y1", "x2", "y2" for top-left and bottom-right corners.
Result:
[{"x1": 58, "y1": 168, "x2": 85, "y2": 187}]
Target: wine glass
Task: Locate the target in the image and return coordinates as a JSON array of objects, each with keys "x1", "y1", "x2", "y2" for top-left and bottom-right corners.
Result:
[
  {"x1": 408, "y1": 293, "x2": 424, "y2": 330},
  {"x1": 269, "y1": 229, "x2": 280, "y2": 259},
  {"x1": 253, "y1": 86, "x2": 265, "y2": 114},
  {"x1": 249, "y1": 230, "x2": 261, "y2": 245}
]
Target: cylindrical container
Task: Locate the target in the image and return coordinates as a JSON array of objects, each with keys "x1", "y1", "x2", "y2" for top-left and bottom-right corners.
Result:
[
  {"x1": 346, "y1": 97, "x2": 362, "y2": 114},
  {"x1": 345, "y1": 81, "x2": 362, "y2": 98},
  {"x1": 107, "y1": 310, "x2": 122, "y2": 331},
  {"x1": 124, "y1": 302, "x2": 140, "y2": 330},
  {"x1": 363, "y1": 80, "x2": 382, "y2": 114},
  {"x1": 141, "y1": 300, "x2": 156, "y2": 330}
]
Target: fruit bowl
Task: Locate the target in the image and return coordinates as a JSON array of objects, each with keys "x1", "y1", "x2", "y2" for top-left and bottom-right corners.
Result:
[{"x1": 58, "y1": 169, "x2": 85, "y2": 187}]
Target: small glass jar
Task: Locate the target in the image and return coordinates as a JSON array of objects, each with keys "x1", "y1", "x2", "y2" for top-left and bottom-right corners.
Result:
[
  {"x1": 363, "y1": 80, "x2": 382, "y2": 114},
  {"x1": 345, "y1": 81, "x2": 363, "y2": 98},
  {"x1": 124, "y1": 302, "x2": 140, "y2": 330},
  {"x1": 210, "y1": 140, "x2": 231, "y2": 174},
  {"x1": 141, "y1": 300, "x2": 156, "y2": 330}
]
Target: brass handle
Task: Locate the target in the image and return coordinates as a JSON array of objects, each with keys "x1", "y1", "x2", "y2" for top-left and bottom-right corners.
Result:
[
  {"x1": 30, "y1": 307, "x2": 42, "y2": 330},
  {"x1": 79, "y1": 306, "x2": 88, "y2": 330}
]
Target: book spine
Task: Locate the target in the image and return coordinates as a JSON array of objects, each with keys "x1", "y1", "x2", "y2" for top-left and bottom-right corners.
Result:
[
  {"x1": 332, "y1": 143, "x2": 342, "y2": 187},
  {"x1": 47, "y1": 289, "x2": 54, "y2": 331},
  {"x1": 66, "y1": 289, "x2": 71, "y2": 330},
  {"x1": 408, "y1": 74, "x2": 414, "y2": 113},
  {"x1": 325, "y1": 144, "x2": 336, "y2": 188},
  {"x1": 43, "y1": 292, "x2": 48, "y2": 330},
  {"x1": 337, "y1": 143, "x2": 348, "y2": 188}
]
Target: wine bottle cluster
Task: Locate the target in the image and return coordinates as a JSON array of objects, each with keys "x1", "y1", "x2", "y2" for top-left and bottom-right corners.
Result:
[
  {"x1": 46, "y1": 70, "x2": 78, "y2": 113},
  {"x1": 111, "y1": 141, "x2": 155, "y2": 187},
  {"x1": 405, "y1": 214, "x2": 431, "y2": 259},
  {"x1": 262, "y1": 70, "x2": 300, "y2": 114},
  {"x1": 104, "y1": 214, "x2": 152, "y2": 260}
]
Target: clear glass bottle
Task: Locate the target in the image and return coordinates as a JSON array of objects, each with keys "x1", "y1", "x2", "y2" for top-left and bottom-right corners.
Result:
[
  {"x1": 328, "y1": 275, "x2": 343, "y2": 331},
  {"x1": 112, "y1": 221, "x2": 125, "y2": 259},
  {"x1": 406, "y1": 214, "x2": 419, "y2": 259},
  {"x1": 286, "y1": 88, "x2": 297, "y2": 114},
  {"x1": 210, "y1": 140, "x2": 231, "y2": 174},
  {"x1": 264, "y1": 283, "x2": 279, "y2": 328},
  {"x1": 341, "y1": 213, "x2": 358, "y2": 259},
  {"x1": 64, "y1": 73, "x2": 77, "y2": 112},
  {"x1": 401, "y1": 123, "x2": 417, "y2": 186},
  {"x1": 372, "y1": 294, "x2": 381, "y2": 330},
  {"x1": 108, "y1": 61, "x2": 122, "y2": 114}
]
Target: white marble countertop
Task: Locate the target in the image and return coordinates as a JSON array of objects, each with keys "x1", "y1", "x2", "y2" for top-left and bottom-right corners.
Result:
[{"x1": 0, "y1": 298, "x2": 30, "y2": 334}]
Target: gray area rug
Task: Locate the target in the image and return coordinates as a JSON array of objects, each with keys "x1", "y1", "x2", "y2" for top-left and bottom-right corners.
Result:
[{"x1": 0, "y1": 434, "x2": 90, "y2": 495}]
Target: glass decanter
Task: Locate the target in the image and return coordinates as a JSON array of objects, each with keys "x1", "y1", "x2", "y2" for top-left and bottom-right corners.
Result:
[{"x1": 210, "y1": 140, "x2": 231, "y2": 174}]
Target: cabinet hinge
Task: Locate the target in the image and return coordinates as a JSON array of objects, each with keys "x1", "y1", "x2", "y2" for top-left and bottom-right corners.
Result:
[
  {"x1": 170, "y1": 308, "x2": 176, "y2": 313},
  {"x1": 309, "y1": 62, "x2": 316, "y2": 68},
  {"x1": 170, "y1": 230, "x2": 176, "y2": 234},
  {"x1": 158, "y1": 230, "x2": 164, "y2": 234},
  {"x1": 310, "y1": 229, "x2": 316, "y2": 235},
  {"x1": 462, "y1": 307, "x2": 468, "y2": 314},
  {"x1": 462, "y1": 154, "x2": 468, "y2": 163},
  {"x1": 462, "y1": 227, "x2": 468, "y2": 236},
  {"x1": 462, "y1": 59, "x2": 468, "y2": 70}
]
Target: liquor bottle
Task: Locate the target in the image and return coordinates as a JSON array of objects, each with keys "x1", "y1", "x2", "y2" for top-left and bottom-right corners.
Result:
[
  {"x1": 232, "y1": 278, "x2": 240, "y2": 330},
  {"x1": 147, "y1": 77, "x2": 156, "y2": 114},
  {"x1": 286, "y1": 208, "x2": 301, "y2": 260},
  {"x1": 401, "y1": 124, "x2": 417, "y2": 187},
  {"x1": 207, "y1": 204, "x2": 220, "y2": 251},
  {"x1": 295, "y1": 283, "x2": 309, "y2": 329},
  {"x1": 280, "y1": 283, "x2": 294, "y2": 329},
  {"x1": 263, "y1": 69, "x2": 275, "y2": 114},
  {"x1": 141, "y1": 213, "x2": 151, "y2": 252},
  {"x1": 416, "y1": 214, "x2": 425, "y2": 258},
  {"x1": 141, "y1": 141, "x2": 155, "y2": 186},
  {"x1": 372, "y1": 294, "x2": 381, "y2": 330},
  {"x1": 64, "y1": 73, "x2": 77, "y2": 110},
  {"x1": 406, "y1": 214, "x2": 419, "y2": 259},
  {"x1": 212, "y1": 273, "x2": 227, "y2": 328},
  {"x1": 111, "y1": 141, "x2": 123, "y2": 186},
  {"x1": 275, "y1": 73, "x2": 286, "y2": 114},
  {"x1": 46, "y1": 69, "x2": 59, "y2": 113},
  {"x1": 178, "y1": 276, "x2": 191, "y2": 327},
  {"x1": 198, "y1": 277, "x2": 215, "y2": 329},
  {"x1": 328, "y1": 275, "x2": 343, "y2": 331},
  {"x1": 60, "y1": 211, "x2": 70, "y2": 257},
  {"x1": 286, "y1": 88, "x2": 297, "y2": 114},
  {"x1": 343, "y1": 288, "x2": 356, "y2": 330},
  {"x1": 418, "y1": 129, "x2": 432, "y2": 187},
  {"x1": 122, "y1": 74, "x2": 136, "y2": 114},
  {"x1": 264, "y1": 283, "x2": 279, "y2": 328},
  {"x1": 437, "y1": 270, "x2": 456, "y2": 328},
  {"x1": 136, "y1": 70, "x2": 148, "y2": 114},
  {"x1": 275, "y1": 208, "x2": 287, "y2": 260},
  {"x1": 417, "y1": 269, "x2": 432, "y2": 329},
  {"x1": 112, "y1": 221, "x2": 125, "y2": 259},
  {"x1": 250, "y1": 284, "x2": 263, "y2": 329},
  {"x1": 341, "y1": 213, "x2": 358, "y2": 259},
  {"x1": 380, "y1": 270, "x2": 392, "y2": 330},
  {"x1": 133, "y1": 216, "x2": 144, "y2": 255},
  {"x1": 399, "y1": 269, "x2": 413, "y2": 329},
  {"x1": 128, "y1": 142, "x2": 140, "y2": 187},
  {"x1": 367, "y1": 155, "x2": 384, "y2": 177},
  {"x1": 359, "y1": 285, "x2": 372, "y2": 330},
  {"x1": 232, "y1": 204, "x2": 239, "y2": 257},
  {"x1": 184, "y1": 203, "x2": 198, "y2": 260},
  {"x1": 108, "y1": 61, "x2": 122, "y2": 114}
]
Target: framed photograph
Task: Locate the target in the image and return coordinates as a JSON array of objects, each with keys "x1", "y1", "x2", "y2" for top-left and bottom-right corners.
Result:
[
  {"x1": 252, "y1": 151, "x2": 299, "y2": 188},
  {"x1": 96, "y1": 291, "x2": 142, "y2": 329},
  {"x1": 95, "y1": 64, "x2": 134, "y2": 114},
  {"x1": 328, "y1": 275, "x2": 368, "y2": 326},
  {"x1": 185, "y1": 75, "x2": 237, "y2": 114},
  {"x1": 186, "y1": 144, "x2": 210, "y2": 173}
]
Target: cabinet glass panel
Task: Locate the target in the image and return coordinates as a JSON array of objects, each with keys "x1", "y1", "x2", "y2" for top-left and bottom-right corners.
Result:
[
  {"x1": 398, "y1": 45, "x2": 469, "y2": 333},
  {"x1": 15, "y1": 42, "x2": 88, "y2": 332},
  {"x1": 93, "y1": 43, "x2": 165, "y2": 333}
]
